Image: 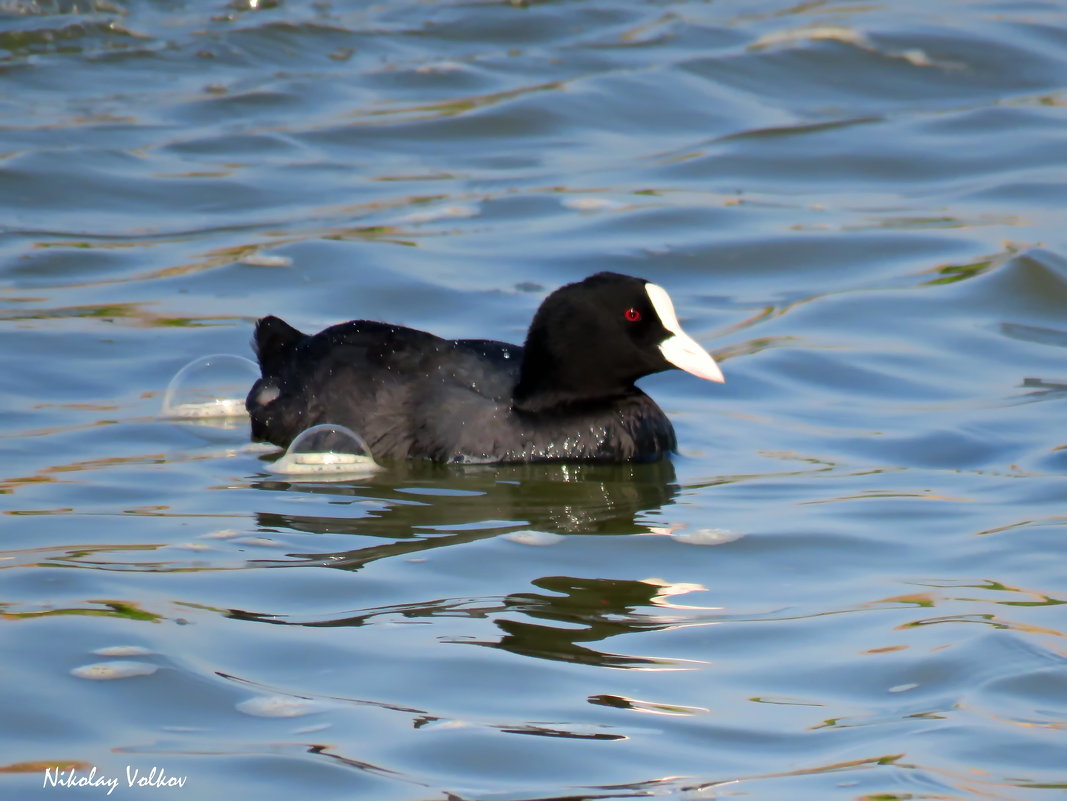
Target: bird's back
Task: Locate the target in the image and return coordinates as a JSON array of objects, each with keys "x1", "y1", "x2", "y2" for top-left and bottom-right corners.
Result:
[{"x1": 247, "y1": 317, "x2": 523, "y2": 459}]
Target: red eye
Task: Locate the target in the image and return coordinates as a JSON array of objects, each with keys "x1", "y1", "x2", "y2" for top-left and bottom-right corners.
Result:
[{"x1": 624, "y1": 307, "x2": 642, "y2": 322}]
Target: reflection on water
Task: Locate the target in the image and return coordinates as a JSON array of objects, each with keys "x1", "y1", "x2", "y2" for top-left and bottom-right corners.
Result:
[
  {"x1": 225, "y1": 572, "x2": 714, "y2": 670},
  {"x1": 487, "y1": 575, "x2": 711, "y2": 670},
  {"x1": 251, "y1": 460, "x2": 678, "y2": 545}
]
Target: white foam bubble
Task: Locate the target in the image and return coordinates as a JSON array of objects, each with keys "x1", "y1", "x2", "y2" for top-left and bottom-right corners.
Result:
[
  {"x1": 162, "y1": 354, "x2": 259, "y2": 420},
  {"x1": 267, "y1": 423, "x2": 380, "y2": 480}
]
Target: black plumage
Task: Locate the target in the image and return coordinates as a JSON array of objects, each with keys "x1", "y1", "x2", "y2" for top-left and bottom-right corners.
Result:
[{"x1": 246, "y1": 272, "x2": 723, "y2": 463}]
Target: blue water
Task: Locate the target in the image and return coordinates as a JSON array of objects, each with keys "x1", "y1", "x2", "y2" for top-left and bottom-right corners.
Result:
[{"x1": 3, "y1": 1, "x2": 1067, "y2": 799}]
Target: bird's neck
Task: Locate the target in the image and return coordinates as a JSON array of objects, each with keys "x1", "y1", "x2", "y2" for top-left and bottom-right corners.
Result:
[{"x1": 513, "y1": 344, "x2": 635, "y2": 413}]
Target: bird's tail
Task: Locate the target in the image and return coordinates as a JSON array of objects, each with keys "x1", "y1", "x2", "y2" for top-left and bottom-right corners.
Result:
[
  {"x1": 247, "y1": 316, "x2": 308, "y2": 445},
  {"x1": 252, "y1": 315, "x2": 304, "y2": 377}
]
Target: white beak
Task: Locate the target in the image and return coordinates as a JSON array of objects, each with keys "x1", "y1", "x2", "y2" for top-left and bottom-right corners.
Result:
[{"x1": 646, "y1": 283, "x2": 725, "y2": 383}]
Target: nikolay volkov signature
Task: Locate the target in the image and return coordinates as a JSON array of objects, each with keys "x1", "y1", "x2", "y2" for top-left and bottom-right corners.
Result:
[{"x1": 44, "y1": 766, "x2": 187, "y2": 795}]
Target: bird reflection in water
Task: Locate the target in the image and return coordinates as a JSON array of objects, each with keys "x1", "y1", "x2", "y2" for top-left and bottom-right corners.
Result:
[
  {"x1": 228, "y1": 459, "x2": 724, "y2": 669},
  {"x1": 476, "y1": 575, "x2": 716, "y2": 670},
  {"x1": 248, "y1": 459, "x2": 681, "y2": 568}
]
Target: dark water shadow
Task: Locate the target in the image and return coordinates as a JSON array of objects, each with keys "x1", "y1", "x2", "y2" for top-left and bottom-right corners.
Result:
[
  {"x1": 226, "y1": 571, "x2": 704, "y2": 671},
  {"x1": 471, "y1": 574, "x2": 702, "y2": 670},
  {"x1": 247, "y1": 459, "x2": 679, "y2": 568},
  {"x1": 228, "y1": 460, "x2": 701, "y2": 670}
]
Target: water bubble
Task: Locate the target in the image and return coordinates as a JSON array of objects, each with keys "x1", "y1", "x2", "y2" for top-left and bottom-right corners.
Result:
[
  {"x1": 267, "y1": 423, "x2": 379, "y2": 480},
  {"x1": 162, "y1": 354, "x2": 259, "y2": 420}
]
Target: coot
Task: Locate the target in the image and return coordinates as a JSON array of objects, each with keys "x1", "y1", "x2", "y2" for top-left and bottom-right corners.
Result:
[{"x1": 247, "y1": 272, "x2": 723, "y2": 463}]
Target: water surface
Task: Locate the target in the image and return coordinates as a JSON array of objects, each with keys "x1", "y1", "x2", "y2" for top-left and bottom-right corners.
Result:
[{"x1": 2, "y1": 1, "x2": 1067, "y2": 799}]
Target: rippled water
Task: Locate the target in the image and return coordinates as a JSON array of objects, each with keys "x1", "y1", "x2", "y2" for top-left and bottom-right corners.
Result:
[{"x1": 3, "y1": 1, "x2": 1067, "y2": 799}]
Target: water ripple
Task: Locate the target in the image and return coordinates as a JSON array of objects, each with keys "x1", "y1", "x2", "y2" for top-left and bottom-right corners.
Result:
[{"x1": 4, "y1": 1, "x2": 1067, "y2": 799}]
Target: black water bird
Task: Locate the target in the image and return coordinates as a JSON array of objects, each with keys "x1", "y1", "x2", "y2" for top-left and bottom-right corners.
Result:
[{"x1": 246, "y1": 272, "x2": 724, "y2": 463}]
